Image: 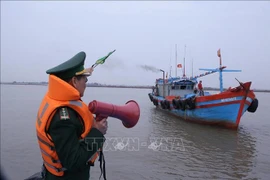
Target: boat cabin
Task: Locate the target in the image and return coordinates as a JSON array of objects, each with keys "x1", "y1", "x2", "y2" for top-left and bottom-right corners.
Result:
[{"x1": 154, "y1": 77, "x2": 197, "y2": 98}]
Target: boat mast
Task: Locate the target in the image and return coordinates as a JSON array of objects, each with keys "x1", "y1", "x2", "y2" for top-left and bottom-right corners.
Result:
[
  {"x1": 170, "y1": 66, "x2": 172, "y2": 78},
  {"x1": 169, "y1": 46, "x2": 172, "y2": 78},
  {"x1": 175, "y1": 44, "x2": 177, "y2": 77},
  {"x1": 192, "y1": 58, "x2": 193, "y2": 78},
  {"x1": 217, "y1": 48, "x2": 223, "y2": 92},
  {"x1": 183, "y1": 45, "x2": 186, "y2": 77}
]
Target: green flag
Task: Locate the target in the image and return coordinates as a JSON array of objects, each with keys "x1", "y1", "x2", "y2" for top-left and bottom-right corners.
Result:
[{"x1": 92, "y1": 50, "x2": 116, "y2": 68}]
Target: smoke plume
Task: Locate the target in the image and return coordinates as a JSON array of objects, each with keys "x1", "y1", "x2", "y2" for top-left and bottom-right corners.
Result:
[{"x1": 138, "y1": 65, "x2": 161, "y2": 73}]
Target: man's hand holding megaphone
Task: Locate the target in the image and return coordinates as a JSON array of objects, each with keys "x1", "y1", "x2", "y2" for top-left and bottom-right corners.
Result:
[{"x1": 92, "y1": 115, "x2": 108, "y2": 135}]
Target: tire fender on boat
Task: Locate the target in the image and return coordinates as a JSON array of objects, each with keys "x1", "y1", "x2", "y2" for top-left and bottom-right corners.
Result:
[
  {"x1": 148, "y1": 93, "x2": 153, "y2": 102},
  {"x1": 164, "y1": 100, "x2": 171, "y2": 109},
  {"x1": 186, "y1": 97, "x2": 196, "y2": 110},
  {"x1": 179, "y1": 100, "x2": 186, "y2": 111},
  {"x1": 172, "y1": 99, "x2": 179, "y2": 109},
  {"x1": 155, "y1": 99, "x2": 159, "y2": 106},
  {"x1": 247, "y1": 98, "x2": 258, "y2": 113},
  {"x1": 176, "y1": 100, "x2": 182, "y2": 109},
  {"x1": 152, "y1": 98, "x2": 156, "y2": 106},
  {"x1": 152, "y1": 98, "x2": 158, "y2": 106},
  {"x1": 160, "y1": 100, "x2": 166, "y2": 109}
]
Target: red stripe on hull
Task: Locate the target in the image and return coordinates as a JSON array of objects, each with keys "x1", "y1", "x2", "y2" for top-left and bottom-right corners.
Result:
[
  {"x1": 196, "y1": 92, "x2": 245, "y2": 103},
  {"x1": 196, "y1": 88, "x2": 255, "y2": 103}
]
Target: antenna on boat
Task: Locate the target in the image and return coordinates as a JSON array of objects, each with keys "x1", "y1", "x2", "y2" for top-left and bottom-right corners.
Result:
[
  {"x1": 169, "y1": 45, "x2": 172, "y2": 78},
  {"x1": 183, "y1": 45, "x2": 186, "y2": 78},
  {"x1": 192, "y1": 58, "x2": 194, "y2": 78},
  {"x1": 175, "y1": 44, "x2": 178, "y2": 77},
  {"x1": 170, "y1": 66, "x2": 172, "y2": 78}
]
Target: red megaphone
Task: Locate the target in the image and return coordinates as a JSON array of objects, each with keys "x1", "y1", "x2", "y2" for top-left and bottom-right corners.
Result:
[{"x1": 88, "y1": 100, "x2": 140, "y2": 128}]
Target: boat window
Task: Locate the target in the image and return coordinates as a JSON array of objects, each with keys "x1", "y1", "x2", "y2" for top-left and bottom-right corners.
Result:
[
  {"x1": 186, "y1": 85, "x2": 192, "y2": 90},
  {"x1": 180, "y1": 85, "x2": 186, "y2": 90}
]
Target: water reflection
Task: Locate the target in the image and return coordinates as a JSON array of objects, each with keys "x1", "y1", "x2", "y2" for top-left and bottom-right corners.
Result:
[{"x1": 148, "y1": 107, "x2": 257, "y2": 179}]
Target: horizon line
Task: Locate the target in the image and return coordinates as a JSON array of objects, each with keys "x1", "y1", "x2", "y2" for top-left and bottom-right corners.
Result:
[{"x1": 1, "y1": 81, "x2": 270, "y2": 92}]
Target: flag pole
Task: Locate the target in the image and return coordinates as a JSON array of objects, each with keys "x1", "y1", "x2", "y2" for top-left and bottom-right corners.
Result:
[
  {"x1": 192, "y1": 58, "x2": 193, "y2": 78},
  {"x1": 217, "y1": 48, "x2": 223, "y2": 92},
  {"x1": 175, "y1": 44, "x2": 177, "y2": 77},
  {"x1": 218, "y1": 48, "x2": 222, "y2": 68},
  {"x1": 183, "y1": 45, "x2": 186, "y2": 77}
]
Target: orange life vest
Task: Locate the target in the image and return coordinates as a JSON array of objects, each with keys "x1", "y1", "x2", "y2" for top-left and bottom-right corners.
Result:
[{"x1": 36, "y1": 75, "x2": 97, "y2": 176}]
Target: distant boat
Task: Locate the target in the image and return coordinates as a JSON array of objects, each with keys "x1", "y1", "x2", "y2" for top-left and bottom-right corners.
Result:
[{"x1": 148, "y1": 49, "x2": 258, "y2": 129}]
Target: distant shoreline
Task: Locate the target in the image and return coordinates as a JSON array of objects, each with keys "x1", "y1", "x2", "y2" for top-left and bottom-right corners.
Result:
[
  {"x1": 1, "y1": 82, "x2": 270, "y2": 93},
  {"x1": 0, "y1": 82, "x2": 153, "y2": 89}
]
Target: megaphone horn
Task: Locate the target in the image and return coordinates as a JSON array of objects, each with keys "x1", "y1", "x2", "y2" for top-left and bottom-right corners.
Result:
[{"x1": 88, "y1": 100, "x2": 140, "y2": 128}]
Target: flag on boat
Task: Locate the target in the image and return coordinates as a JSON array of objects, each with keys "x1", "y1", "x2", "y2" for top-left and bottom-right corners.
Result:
[
  {"x1": 177, "y1": 64, "x2": 182, "y2": 68},
  {"x1": 93, "y1": 50, "x2": 116, "y2": 67},
  {"x1": 217, "y1": 49, "x2": 221, "y2": 57}
]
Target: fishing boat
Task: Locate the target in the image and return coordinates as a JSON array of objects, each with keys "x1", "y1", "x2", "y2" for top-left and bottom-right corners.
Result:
[{"x1": 148, "y1": 49, "x2": 258, "y2": 129}]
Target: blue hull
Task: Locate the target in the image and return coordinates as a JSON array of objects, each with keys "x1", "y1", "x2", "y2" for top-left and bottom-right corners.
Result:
[{"x1": 150, "y1": 94, "x2": 254, "y2": 128}]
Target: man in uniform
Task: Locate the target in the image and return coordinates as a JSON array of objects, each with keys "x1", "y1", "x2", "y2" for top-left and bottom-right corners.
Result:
[{"x1": 35, "y1": 51, "x2": 108, "y2": 180}]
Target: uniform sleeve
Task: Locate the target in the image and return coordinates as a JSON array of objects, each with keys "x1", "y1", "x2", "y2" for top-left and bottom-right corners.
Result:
[{"x1": 48, "y1": 107, "x2": 105, "y2": 171}]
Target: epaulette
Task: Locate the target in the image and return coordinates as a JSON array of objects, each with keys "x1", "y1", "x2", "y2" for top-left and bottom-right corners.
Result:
[{"x1": 59, "y1": 107, "x2": 70, "y2": 120}]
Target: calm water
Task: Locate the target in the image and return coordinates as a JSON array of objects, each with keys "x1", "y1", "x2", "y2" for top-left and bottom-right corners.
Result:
[{"x1": 1, "y1": 85, "x2": 270, "y2": 180}]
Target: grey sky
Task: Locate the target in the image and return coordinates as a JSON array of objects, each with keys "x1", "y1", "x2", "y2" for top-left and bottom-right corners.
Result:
[{"x1": 1, "y1": 1, "x2": 270, "y2": 89}]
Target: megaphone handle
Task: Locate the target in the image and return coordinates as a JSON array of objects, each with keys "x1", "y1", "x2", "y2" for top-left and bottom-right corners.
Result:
[{"x1": 95, "y1": 114, "x2": 108, "y2": 122}]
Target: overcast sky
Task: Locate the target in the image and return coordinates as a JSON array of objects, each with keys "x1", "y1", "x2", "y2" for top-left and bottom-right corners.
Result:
[{"x1": 1, "y1": 1, "x2": 270, "y2": 89}]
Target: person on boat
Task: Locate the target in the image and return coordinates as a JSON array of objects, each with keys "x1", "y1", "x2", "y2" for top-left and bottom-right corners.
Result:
[
  {"x1": 34, "y1": 51, "x2": 108, "y2": 180},
  {"x1": 198, "y1": 80, "x2": 204, "y2": 96}
]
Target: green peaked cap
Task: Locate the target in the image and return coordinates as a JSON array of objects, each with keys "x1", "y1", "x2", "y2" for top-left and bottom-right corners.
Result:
[{"x1": 46, "y1": 51, "x2": 90, "y2": 80}]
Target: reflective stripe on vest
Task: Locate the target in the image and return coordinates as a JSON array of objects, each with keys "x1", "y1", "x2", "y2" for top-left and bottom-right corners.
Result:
[
  {"x1": 43, "y1": 160, "x2": 67, "y2": 173},
  {"x1": 69, "y1": 100, "x2": 82, "y2": 107},
  {"x1": 37, "y1": 135, "x2": 55, "y2": 151}
]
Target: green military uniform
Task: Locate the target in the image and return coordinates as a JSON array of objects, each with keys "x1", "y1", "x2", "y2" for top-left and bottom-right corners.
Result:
[{"x1": 44, "y1": 52, "x2": 105, "y2": 180}]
